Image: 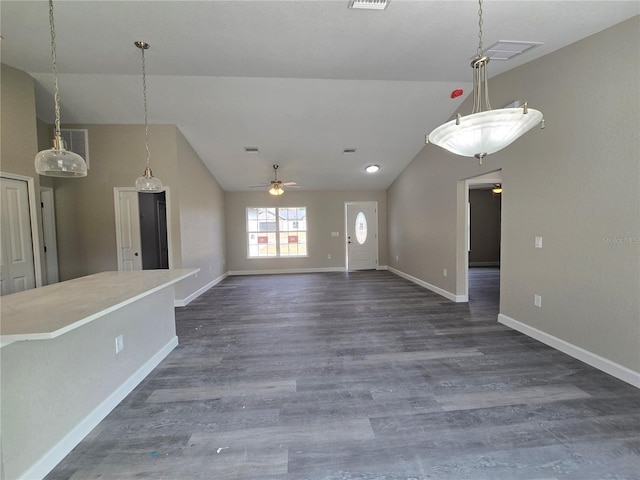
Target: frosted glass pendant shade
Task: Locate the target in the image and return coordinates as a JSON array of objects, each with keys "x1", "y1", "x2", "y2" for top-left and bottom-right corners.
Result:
[
  {"x1": 269, "y1": 185, "x2": 284, "y2": 196},
  {"x1": 428, "y1": 107, "x2": 543, "y2": 158},
  {"x1": 35, "y1": 137, "x2": 88, "y2": 177},
  {"x1": 135, "y1": 167, "x2": 163, "y2": 192}
]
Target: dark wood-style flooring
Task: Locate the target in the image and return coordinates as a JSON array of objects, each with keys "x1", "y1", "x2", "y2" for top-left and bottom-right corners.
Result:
[{"x1": 46, "y1": 268, "x2": 640, "y2": 479}]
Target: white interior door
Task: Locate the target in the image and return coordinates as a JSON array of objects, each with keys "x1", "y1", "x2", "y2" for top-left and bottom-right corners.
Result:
[
  {"x1": 40, "y1": 187, "x2": 59, "y2": 284},
  {"x1": 1, "y1": 177, "x2": 36, "y2": 294},
  {"x1": 115, "y1": 189, "x2": 142, "y2": 271},
  {"x1": 346, "y1": 202, "x2": 378, "y2": 271}
]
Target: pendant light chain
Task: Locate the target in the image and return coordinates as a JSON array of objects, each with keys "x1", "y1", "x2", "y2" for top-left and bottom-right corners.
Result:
[
  {"x1": 49, "y1": 0, "x2": 61, "y2": 139},
  {"x1": 477, "y1": 0, "x2": 484, "y2": 58},
  {"x1": 141, "y1": 46, "x2": 151, "y2": 170},
  {"x1": 34, "y1": 0, "x2": 88, "y2": 177},
  {"x1": 134, "y1": 40, "x2": 162, "y2": 192}
]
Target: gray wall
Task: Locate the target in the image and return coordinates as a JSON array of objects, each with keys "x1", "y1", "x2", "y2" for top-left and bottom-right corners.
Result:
[
  {"x1": 388, "y1": 17, "x2": 639, "y2": 372},
  {"x1": 469, "y1": 189, "x2": 501, "y2": 266},
  {"x1": 0, "y1": 64, "x2": 47, "y2": 282},
  {"x1": 225, "y1": 190, "x2": 387, "y2": 273},
  {"x1": 173, "y1": 129, "x2": 226, "y2": 300}
]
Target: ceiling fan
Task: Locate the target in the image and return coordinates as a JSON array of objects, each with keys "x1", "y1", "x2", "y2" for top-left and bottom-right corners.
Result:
[{"x1": 250, "y1": 164, "x2": 299, "y2": 196}]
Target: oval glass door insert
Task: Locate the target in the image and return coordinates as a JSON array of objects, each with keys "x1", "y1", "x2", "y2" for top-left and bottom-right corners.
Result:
[{"x1": 355, "y1": 211, "x2": 367, "y2": 244}]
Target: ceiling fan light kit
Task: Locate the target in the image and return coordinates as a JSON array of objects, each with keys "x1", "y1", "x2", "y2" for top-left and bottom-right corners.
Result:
[
  {"x1": 34, "y1": 0, "x2": 88, "y2": 178},
  {"x1": 427, "y1": 0, "x2": 544, "y2": 164},
  {"x1": 269, "y1": 185, "x2": 285, "y2": 196}
]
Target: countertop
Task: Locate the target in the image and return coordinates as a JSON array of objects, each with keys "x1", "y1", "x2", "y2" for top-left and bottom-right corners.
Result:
[{"x1": 0, "y1": 269, "x2": 198, "y2": 344}]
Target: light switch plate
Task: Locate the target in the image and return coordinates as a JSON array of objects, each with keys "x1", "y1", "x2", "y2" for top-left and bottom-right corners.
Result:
[{"x1": 535, "y1": 236, "x2": 543, "y2": 248}]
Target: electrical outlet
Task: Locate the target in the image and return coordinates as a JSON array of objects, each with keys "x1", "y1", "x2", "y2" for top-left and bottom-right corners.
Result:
[
  {"x1": 443, "y1": 269, "x2": 447, "y2": 277},
  {"x1": 327, "y1": 254, "x2": 332, "y2": 260},
  {"x1": 534, "y1": 295, "x2": 542, "y2": 308},
  {"x1": 115, "y1": 335, "x2": 124, "y2": 354},
  {"x1": 395, "y1": 255, "x2": 399, "y2": 261}
]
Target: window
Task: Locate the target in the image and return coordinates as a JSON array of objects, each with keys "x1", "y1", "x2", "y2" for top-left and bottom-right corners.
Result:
[{"x1": 247, "y1": 207, "x2": 307, "y2": 258}]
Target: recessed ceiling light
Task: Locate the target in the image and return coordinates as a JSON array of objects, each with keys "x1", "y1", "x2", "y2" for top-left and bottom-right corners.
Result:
[
  {"x1": 365, "y1": 165, "x2": 380, "y2": 173},
  {"x1": 244, "y1": 147, "x2": 260, "y2": 154},
  {"x1": 348, "y1": 0, "x2": 390, "y2": 10},
  {"x1": 483, "y1": 40, "x2": 543, "y2": 61}
]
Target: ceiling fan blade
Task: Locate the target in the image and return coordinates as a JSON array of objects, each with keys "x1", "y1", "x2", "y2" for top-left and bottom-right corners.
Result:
[{"x1": 281, "y1": 182, "x2": 298, "y2": 186}]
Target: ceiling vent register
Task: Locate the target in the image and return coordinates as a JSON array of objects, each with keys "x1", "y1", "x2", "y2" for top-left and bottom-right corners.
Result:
[{"x1": 348, "y1": 0, "x2": 390, "y2": 10}]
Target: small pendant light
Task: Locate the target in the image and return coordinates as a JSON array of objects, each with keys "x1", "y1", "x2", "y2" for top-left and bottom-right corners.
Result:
[
  {"x1": 134, "y1": 41, "x2": 163, "y2": 193},
  {"x1": 34, "y1": 0, "x2": 88, "y2": 177}
]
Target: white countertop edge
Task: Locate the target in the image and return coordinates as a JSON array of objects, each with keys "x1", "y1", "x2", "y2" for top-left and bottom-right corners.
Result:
[{"x1": 0, "y1": 269, "x2": 199, "y2": 345}]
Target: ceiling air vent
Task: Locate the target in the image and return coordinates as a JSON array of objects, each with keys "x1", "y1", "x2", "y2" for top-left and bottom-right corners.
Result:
[
  {"x1": 244, "y1": 147, "x2": 260, "y2": 154},
  {"x1": 484, "y1": 41, "x2": 543, "y2": 61},
  {"x1": 60, "y1": 129, "x2": 90, "y2": 168},
  {"x1": 343, "y1": 148, "x2": 357, "y2": 155},
  {"x1": 348, "y1": 0, "x2": 390, "y2": 10}
]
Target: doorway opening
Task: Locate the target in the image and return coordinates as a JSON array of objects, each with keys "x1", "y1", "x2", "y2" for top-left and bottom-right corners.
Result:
[
  {"x1": 139, "y1": 191, "x2": 169, "y2": 269},
  {"x1": 114, "y1": 187, "x2": 172, "y2": 271},
  {"x1": 459, "y1": 170, "x2": 502, "y2": 306}
]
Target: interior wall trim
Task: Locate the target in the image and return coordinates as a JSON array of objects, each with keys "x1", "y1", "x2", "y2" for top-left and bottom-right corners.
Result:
[
  {"x1": 498, "y1": 313, "x2": 640, "y2": 389},
  {"x1": 174, "y1": 273, "x2": 228, "y2": 307},
  {"x1": 388, "y1": 267, "x2": 468, "y2": 303},
  {"x1": 20, "y1": 337, "x2": 179, "y2": 480}
]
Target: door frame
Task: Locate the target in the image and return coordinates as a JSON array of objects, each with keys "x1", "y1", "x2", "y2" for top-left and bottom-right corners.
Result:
[
  {"x1": 40, "y1": 186, "x2": 59, "y2": 284},
  {"x1": 0, "y1": 172, "x2": 43, "y2": 288},
  {"x1": 456, "y1": 170, "x2": 502, "y2": 301},
  {"x1": 113, "y1": 187, "x2": 173, "y2": 270},
  {"x1": 344, "y1": 201, "x2": 379, "y2": 271}
]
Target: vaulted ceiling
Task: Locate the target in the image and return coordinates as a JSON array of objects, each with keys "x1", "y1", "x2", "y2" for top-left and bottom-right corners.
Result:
[{"x1": 2, "y1": 1, "x2": 638, "y2": 191}]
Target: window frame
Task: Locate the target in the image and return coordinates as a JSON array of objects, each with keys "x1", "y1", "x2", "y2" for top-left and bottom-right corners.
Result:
[{"x1": 246, "y1": 206, "x2": 308, "y2": 259}]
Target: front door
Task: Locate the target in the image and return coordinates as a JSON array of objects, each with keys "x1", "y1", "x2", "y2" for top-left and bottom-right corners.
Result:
[
  {"x1": 0, "y1": 177, "x2": 36, "y2": 294},
  {"x1": 346, "y1": 202, "x2": 378, "y2": 271}
]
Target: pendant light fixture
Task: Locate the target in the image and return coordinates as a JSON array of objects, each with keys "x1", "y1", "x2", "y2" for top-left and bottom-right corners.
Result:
[
  {"x1": 134, "y1": 41, "x2": 163, "y2": 193},
  {"x1": 34, "y1": 0, "x2": 88, "y2": 177},
  {"x1": 427, "y1": 0, "x2": 544, "y2": 164}
]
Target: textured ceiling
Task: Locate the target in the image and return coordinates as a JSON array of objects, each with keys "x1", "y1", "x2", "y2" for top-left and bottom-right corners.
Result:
[{"x1": 2, "y1": 1, "x2": 638, "y2": 191}]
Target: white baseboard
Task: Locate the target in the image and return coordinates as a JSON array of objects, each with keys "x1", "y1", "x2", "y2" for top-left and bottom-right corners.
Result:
[
  {"x1": 387, "y1": 267, "x2": 467, "y2": 303},
  {"x1": 498, "y1": 314, "x2": 640, "y2": 389},
  {"x1": 174, "y1": 273, "x2": 228, "y2": 307},
  {"x1": 22, "y1": 337, "x2": 179, "y2": 480},
  {"x1": 228, "y1": 267, "x2": 345, "y2": 276}
]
